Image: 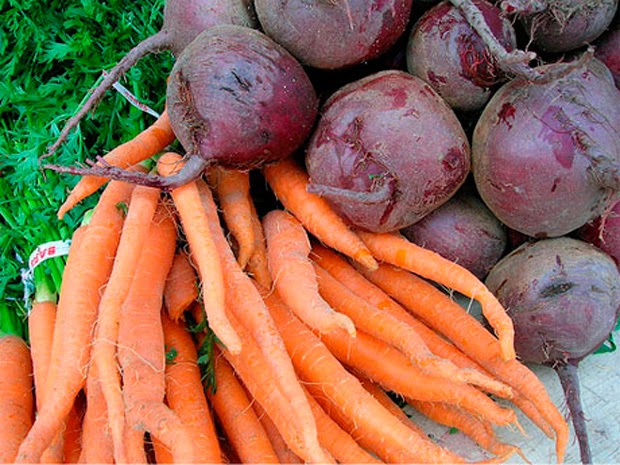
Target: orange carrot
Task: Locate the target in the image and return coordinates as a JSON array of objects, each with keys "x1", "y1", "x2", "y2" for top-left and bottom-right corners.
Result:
[
  {"x1": 78, "y1": 362, "x2": 114, "y2": 464},
  {"x1": 163, "y1": 250, "x2": 199, "y2": 322},
  {"x1": 16, "y1": 180, "x2": 134, "y2": 463},
  {"x1": 0, "y1": 335, "x2": 34, "y2": 463},
  {"x1": 161, "y1": 313, "x2": 222, "y2": 464},
  {"x1": 409, "y1": 399, "x2": 522, "y2": 460},
  {"x1": 356, "y1": 230, "x2": 516, "y2": 361},
  {"x1": 251, "y1": 395, "x2": 304, "y2": 464},
  {"x1": 261, "y1": 287, "x2": 466, "y2": 464},
  {"x1": 123, "y1": 424, "x2": 147, "y2": 464},
  {"x1": 195, "y1": 179, "x2": 327, "y2": 464},
  {"x1": 62, "y1": 403, "x2": 84, "y2": 464},
  {"x1": 262, "y1": 157, "x2": 378, "y2": 271},
  {"x1": 312, "y1": 243, "x2": 513, "y2": 399},
  {"x1": 316, "y1": 324, "x2": 518, "y2": 428},
  {"x1": 263, "y1": 209, "x2": 355, "y2": 336},
  {"x1": 55, "y1": 110, "x2": 175, "y2": 220},
  {"x1": 360, "y1": 262, "x2": 569, "y2": 463},
  {"x1": 207, "y1": 347, "x2": 278, "y2": 464},
  {"x1": 302, "y1": 386, "x2": 381, "y2": 464},
  {"x1": 211, "y1": 167, "x2": 256, "y2": 269},
  {"x1": 245, "y1": 199, "x2": 272, "y2": 289},
  {"x1": 151, "y1": 436, "x2": 174, "y2": 464},
  {"x1": 90, "y1": 184, "x2": 161, "y2": 463},
  {"x1": 28, "y1": 300, "x2": 57, "y2": 410},
  {"x1": 157, "y1": 152, "x2": 241, "y2": 354},
  {"x1": 117, "y1": 205, "x2": 197, "y2": 463}
]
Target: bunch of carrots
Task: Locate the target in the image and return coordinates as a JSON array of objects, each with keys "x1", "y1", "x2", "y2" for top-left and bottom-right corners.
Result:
[{"x1": 3, "y1": 112, "x2": 571, "y2": 464}]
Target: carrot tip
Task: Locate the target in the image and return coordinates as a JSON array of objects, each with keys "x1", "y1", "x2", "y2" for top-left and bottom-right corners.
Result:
[{"x1": 356, "y1": 251, "x2": 379, "y2": 271}]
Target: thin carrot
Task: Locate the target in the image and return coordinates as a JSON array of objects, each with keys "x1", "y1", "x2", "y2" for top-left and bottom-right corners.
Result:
[
  {"x1": 207, "y1": 347, "x2": 279, "y2": 464},
  {"x1": 261, "y1": 286, "x2": 467, "y2": 464},
  {"x1": 409, "y1": 399, "x2": 522, "y2": 460},
  {"x1": 117, "y1": 205, "x2": 197, "y2": 463},
  {"x1": 195, "y1": 179, "x2": 328, "y2": 463},
  {"x1": 55, "y1": 110, "x2": 175, "y2": 220},
  {"x1": 163, "y1": 250, "x2": 199, "y2": 322},
  {"x1": 302, "y1": 386, "x2": 382, "y2": 464},
  {"x1": 360, "y1": 262, "x2": 569, "y2": 463},
  {"x1": 161, "y1": 313, "x2": 222, "y2": 464},
  {"x1": 0, "y1": 334, "x2": 34, "y2": 463},
  {"x1": 62, "y1": 403, "x2": 84, "y2": 464},
  {"x1": 89, "y1": 184, "x2": 161, "y2": 464},
  {"x1": 211, "y1": 167, "x2": 256, "y2": 269},
  {"x1": 245, "y1": 199, "x2": 272, "y2": 289},
  {"x1": 263, "y1": 209, "x2": 355, "y2": 336},
  {"x1": 356, "y1": 230, "x2": 516, "y2": 361},
  {"x1": 123, "y1": 424, "x2": 147, "y2": 464},
  {"x1": 77, "y1": 362, "x2": 114, "y2": 464},
  {"x1": 312, "y1": 243, "x2": 512, "y2": 398},
  {"x1": 151, "y1": 436, "x2": 174, "y2": 465},
  {"x1": 316, "y1": 324, "x2": 518, "y2": 428},
  {"x1": 16, "y1": 179, "x2": 134, "y2": 463},
  {"x1": 157, "y1": 152, "x2": 241, "y2": 354},
  {"x1": 251, "y1": 396, "x2": 304, "y2": 464},
  {"x1": 262, "y1": 157, "x2": 378, "y2": 271}
]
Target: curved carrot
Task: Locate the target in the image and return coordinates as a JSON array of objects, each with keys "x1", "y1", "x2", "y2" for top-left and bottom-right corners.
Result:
[
  {"x1": 356, "y1": 230, "x2": 516, "y2": 361},
  {"x1": 0, "y1": 335, "x2": 34, "y2": 463},
  {"x1": 55, "y1": 110, "x2": 175, "y2": 220},
  {"x1": 117, "y1": 205, "x2": 196, "y2": 463},
  {"x1": 261, "y1": 287, "x2": 467, "y2": 464},
  {"x1": 195, "y1": 180, "x2": 327, "y2": 463},
  {"x1": 211, "y1": 167, "x2": 256, "y2": 269},
  {"x1": 245, "y1": 199, "x2": 272, "y2": 289},
  {"x1": 163, "y1": 250, "x2": 198, "y2": 322},
  {"x1": 161, "y1": 313, "x2": 222, "y2": 464},
  {"x1": 311, "y1": 243, "x2": 512, "y2": 398},
  {"x1": 361, "y1": 262, "x2": 569, "y2": 463},
  {"x1": 262, "y1": 157, "x2": 378, "y2": 271},
  {"x1": 263, "y1": 210, "x2": 355, "y2": 336},
  {"x1": 90, "y1": 184, "x2": 161, "y2": 463},
  {"x1": 157, "y1": 152, "x2": 241, "y2": 354},
  {"x1": 207, "y1": 348, "x2": 279, "y2": 464},
  {"x1": 16, "y1": 180, "x2": 134, "y2": 463}
]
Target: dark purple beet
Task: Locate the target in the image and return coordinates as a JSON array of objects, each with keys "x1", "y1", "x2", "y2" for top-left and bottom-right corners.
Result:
[
  {"x1": 401, "y1": 189, "x2": 507, "y2": 279},
  {"x1": 305, "y1": 70, "x2": 470, "y2": 233},
  {"x1": 519, "y1": 0, "x2": 618, "y2": 53},
  {"x1": 472, "y1": 56, "x2": 620, "y2": 238},
  {"x1": 406, "y1": 0, "x2": 517, "y2": 112},
  {"x1": 45, "y1": 0, "x2": 258, "y2": 157},
  {"x1": 577, "y1": 200, "x2": 620, "y2": 267},
  {"x1": 485, "y1": 237, "x2": 620, "y2": 464},
  {"x1": 253, "y1": 0, "x2": 413, "y2": 70},
  {"x1": 594, "y1": 15, "x2": 620, "y2": 88}
]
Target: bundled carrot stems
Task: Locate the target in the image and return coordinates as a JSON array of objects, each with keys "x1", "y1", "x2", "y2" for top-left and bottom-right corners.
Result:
[{"x1": 6, "y1": 106, "x2": 573, "y2": 464}]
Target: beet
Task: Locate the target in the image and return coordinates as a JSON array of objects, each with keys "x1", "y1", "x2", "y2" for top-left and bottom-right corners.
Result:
[
  {"x1": 518, "y1": 0, "x2": 618, "y2": 53},
  {"x1": 45, "y1": 0, "x2": 258, "y2": 157},
  {"x1": 485, "y1": 237, "x2": 620, "y2": 464},
  {"x1": 472, "y1": 56, "x2": 620, "y2": 238},
  {"x1": 406, "y1": 0, "x2": 517, "y2": 112},
  {"x1": 253, "y1": 0, "x2": 413, "y2": 70},
  {"x1": 53, "y1": 25, "x2": 318, "y2": 189},
  {"x1": 401, "y1": 188, "x2": 507, "y2": 279},
  {"x1": 305, "y1": 70, "x2": 470, "y2": 233},
  {"x1": 577, "y1": 199, "x2": 620, "y2": 267},
  {"x1": 594, "y1": 15, "x2": 620, "y2": 88}
]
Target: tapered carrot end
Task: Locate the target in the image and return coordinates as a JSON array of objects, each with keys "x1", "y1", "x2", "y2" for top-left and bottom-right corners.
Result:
[
  {"x1": 355, "y1": 250, "x2": 379, "y2": 271},
  {"x1": 499, "y1": 336, "x2": 517, "y2": 362}
]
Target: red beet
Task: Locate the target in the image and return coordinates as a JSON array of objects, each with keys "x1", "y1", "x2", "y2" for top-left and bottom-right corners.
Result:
[
  {"x1": 305, "y1": 70, "x2": 470, "y2": 233},
  {"x1": 577, "y1": 200, "x2": 620, "y2": 267},
  {"x1": 45, "y1": 0, "x2": 258, "y2": 157},
  {"x1": 406, "y1": 0, "x2": 517, "y2": 112},
  {"x1": 519, "y1": 0, "x2": 618, "y2": 53},
  {"x1": 401, "y1": 188, "x2": 507, "y2": 279},
  {"x1": 485, "y1": 237, "x2": 620, "y2": 463},
  {"x1": 472, "y1": 56, "x2": 620, "y2": 238},
  {"x1": 253, "y1": 0, "x2": 413, "y2": 70},
  {"x1": 594, "y1": 15, "x2": 620, "y2": 88}
]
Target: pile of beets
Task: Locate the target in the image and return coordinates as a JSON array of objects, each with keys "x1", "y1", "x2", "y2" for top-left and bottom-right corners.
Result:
[{"x1": 48, "y1": 1, "x2": 620, "y2": 463}]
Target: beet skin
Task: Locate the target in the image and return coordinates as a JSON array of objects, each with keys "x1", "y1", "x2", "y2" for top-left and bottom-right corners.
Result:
[{"x1": 305, "y1": 70, "x2": 470, "y2": 233}]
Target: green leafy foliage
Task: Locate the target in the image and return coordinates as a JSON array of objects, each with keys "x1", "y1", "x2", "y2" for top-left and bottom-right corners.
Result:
[{"x1": 0, "y1": 0, "x2": 174, "y2": 313}]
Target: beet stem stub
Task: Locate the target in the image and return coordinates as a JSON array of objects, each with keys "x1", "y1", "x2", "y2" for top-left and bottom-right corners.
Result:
[{"x1": 554, "y1": 361, "x2": 592, "y2": 464}]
